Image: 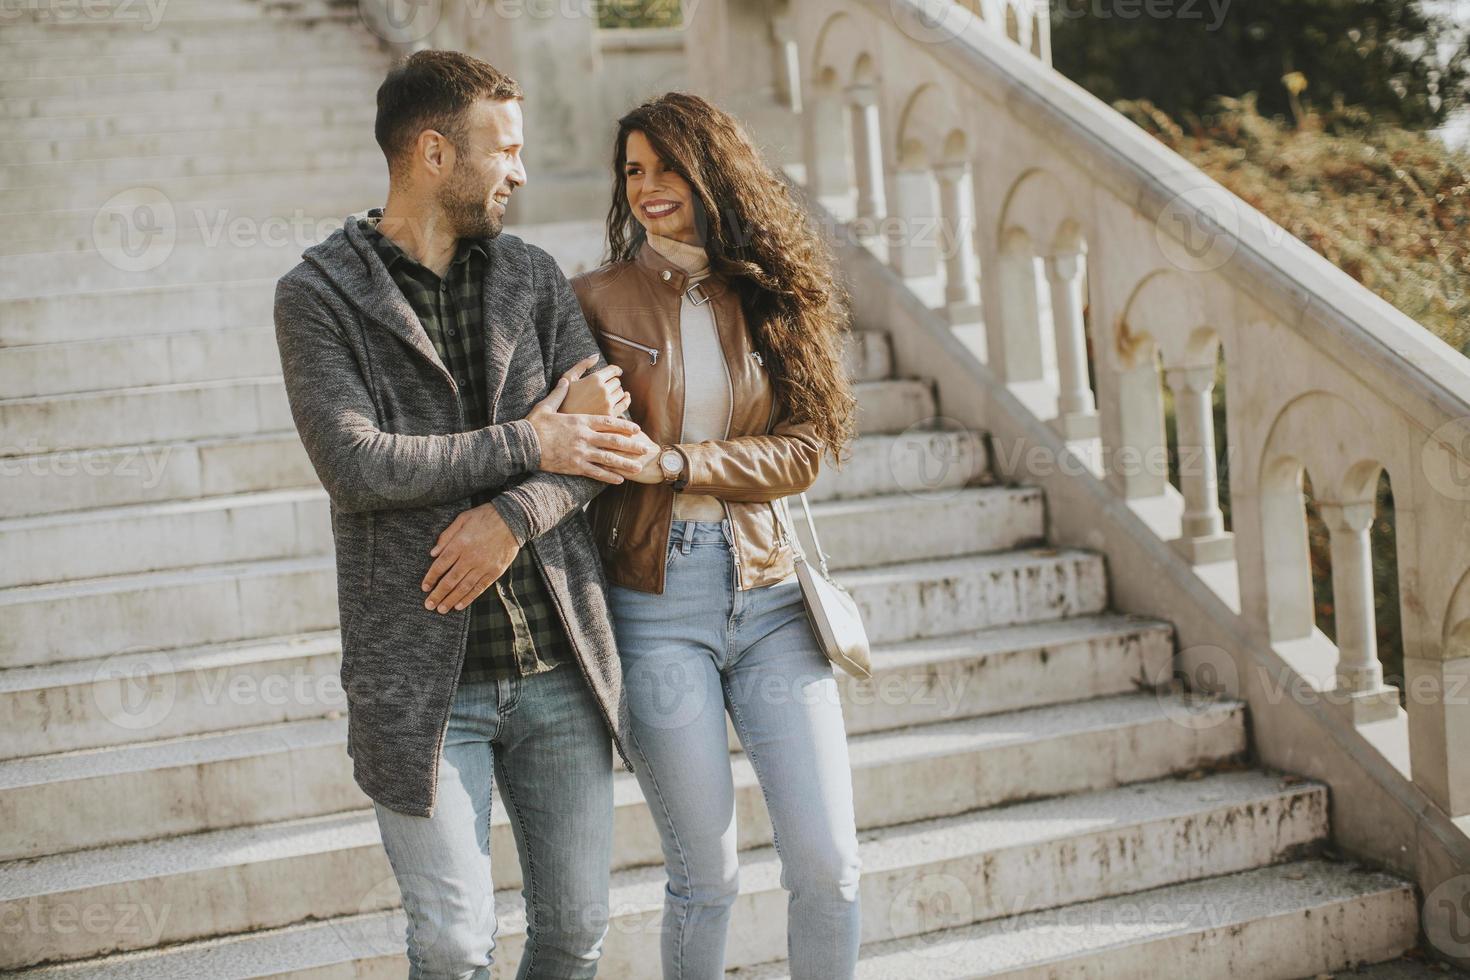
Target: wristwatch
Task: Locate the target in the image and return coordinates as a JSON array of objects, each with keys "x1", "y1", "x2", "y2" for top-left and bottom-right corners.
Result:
[{"x1": 659, "y1": 447, "x2": 688, "y2": 491}]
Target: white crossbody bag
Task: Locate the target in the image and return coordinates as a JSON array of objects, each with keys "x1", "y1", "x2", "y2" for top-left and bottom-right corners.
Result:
[{"x1": 775, "y1": 494, "x2": 872, "y2": 679}]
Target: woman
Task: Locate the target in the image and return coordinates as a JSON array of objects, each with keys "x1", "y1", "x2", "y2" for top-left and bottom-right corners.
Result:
[{"x1": 566, "y1": 93, "x2": 862, "y2": 979}]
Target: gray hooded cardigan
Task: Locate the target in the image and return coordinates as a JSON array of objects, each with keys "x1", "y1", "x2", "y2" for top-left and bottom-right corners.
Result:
[{"x1": 273, "y1": 212, "x2": 633, "y2": 816}]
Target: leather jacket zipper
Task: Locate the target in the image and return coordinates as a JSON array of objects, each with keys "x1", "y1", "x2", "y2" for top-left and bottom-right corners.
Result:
[
  {"x1": 607, "y1": 487, "x2": 629, "y2": 547},
  {"x1": 600, "y1": 329, "x2": 660, "y2": 365}
]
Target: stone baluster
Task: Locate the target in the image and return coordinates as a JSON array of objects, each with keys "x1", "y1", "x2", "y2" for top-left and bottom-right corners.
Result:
[
  {"x1": 846, "y1": 83, "x2": 887, "y2": 237},
  {"x1": 1162, "y1": 363, "x2": 1233, "y2": 564},
  {"x1": 1317, "y1": 499, "x2": 1400, "y2": 723},
  {"x1": 1044, "y1": 251, "x2": 1098, "y2": 439},
  {"x1": 936, "y1": 160, "x2": 981, "y2": 325}
]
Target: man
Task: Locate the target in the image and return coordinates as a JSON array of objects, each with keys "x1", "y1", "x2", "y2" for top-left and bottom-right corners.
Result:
[{"x1": 273, "y1": 50, "x2": 655, "y2": 979}]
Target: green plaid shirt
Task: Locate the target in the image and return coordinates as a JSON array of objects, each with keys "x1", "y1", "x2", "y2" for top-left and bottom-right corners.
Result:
[{"x1": 359, "y1": 216, "x2": 569, "y2": 683}]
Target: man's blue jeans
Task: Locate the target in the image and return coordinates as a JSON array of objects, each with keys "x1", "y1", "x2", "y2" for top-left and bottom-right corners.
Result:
[
  {"x1": 372, "y1": 662, "x2": 614, "y2": 980},
  {"x1": 608, "y1": 519, "x2": 862, "y2": 979}
]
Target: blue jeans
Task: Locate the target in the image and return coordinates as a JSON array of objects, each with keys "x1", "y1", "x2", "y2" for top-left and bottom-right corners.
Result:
[
  {"x1": 372, "y1": 662, "x2": 614, "y2": 980},
  {"x1": 609, "y1": 519, "x2": 862, "y2": 980}
]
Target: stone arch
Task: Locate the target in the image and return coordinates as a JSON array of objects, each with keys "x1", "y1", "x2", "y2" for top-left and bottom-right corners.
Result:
[
  {"x1": 1116, "y1": 269, "x2": 1220, "y2": 371},
  {"x1": 811, "y1": 12, "x2": 877, "y2": 89},
  {"x1": 1261, "y1": 391, "x2": 1380, "y2": 504},
  {"x1": 895, "y1": 83, "x2": 967, "y2": 169},
  {"x1": 997, "y1": 167, "x2": 1079, "y2": 257},
  {"x1": 1259, "y1": 391, "x2": 1386, "y2": 643}
]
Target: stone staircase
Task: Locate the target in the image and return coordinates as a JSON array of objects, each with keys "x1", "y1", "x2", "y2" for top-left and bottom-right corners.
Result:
[{"x1": 0, "y1": 1, "x2": 1447, "y2": 977}]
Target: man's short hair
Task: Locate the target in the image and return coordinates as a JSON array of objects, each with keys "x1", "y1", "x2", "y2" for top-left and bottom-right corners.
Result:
[{"x1": 375, "y1": 50, "x2": 523, "y2": 177}]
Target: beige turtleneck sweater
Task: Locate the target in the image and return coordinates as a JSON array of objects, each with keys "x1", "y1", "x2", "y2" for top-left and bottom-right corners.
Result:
[{"x1": 646, "y1": 232, "x2": 731, "y2": 521}]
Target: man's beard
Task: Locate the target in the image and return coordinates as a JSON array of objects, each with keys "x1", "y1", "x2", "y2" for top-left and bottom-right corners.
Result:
[{"x1": 438, "y1": 165, "x2": 501, "y2": 241}]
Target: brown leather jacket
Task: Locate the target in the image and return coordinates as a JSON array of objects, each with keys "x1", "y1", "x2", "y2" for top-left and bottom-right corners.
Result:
[{"x1": 569, "y1": 239, "x2": 824, "y2": 594}]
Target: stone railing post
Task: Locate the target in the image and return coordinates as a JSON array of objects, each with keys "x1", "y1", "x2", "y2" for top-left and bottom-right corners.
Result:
[
  {"x1": 888, "y1": 167, "x2": 939, "y2": 281},
  {"x1": 936, "y1": 159, "x2": 981, "y2": 325},
  {"x1": 846, "y1": 83, "x2": 887, "y2": 235},
  {"x1": 1044, "y1": 251, "x2": 1098, "y2": 439},
  {"x1": 1162, "y1": 363, "x2": 1233, "y2": 564},
  {"x1": 1317, "y1": 499, "x2": 1400, "y2": 723}
]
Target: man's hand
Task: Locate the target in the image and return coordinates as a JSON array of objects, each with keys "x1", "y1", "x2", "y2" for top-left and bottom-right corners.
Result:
[
  {"x1": 422, "y1": 504, "x2": 518, "y2": 613},
  {"x1": 527, "y1": 355, "x2": 649, "y2": 484}
]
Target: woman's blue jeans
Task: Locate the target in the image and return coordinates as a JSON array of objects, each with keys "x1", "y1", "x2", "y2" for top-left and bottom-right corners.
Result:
[{"x1": 609, "y1": 518, "x2": 862, "y2": 979}]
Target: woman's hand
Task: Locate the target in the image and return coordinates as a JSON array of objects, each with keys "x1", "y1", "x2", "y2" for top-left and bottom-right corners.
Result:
[
  {"x1": 629, "y1": 449, "x2": 665, "y2": 484},
  {"x1": 560, "y1": 355, "x2": 631, "y2": 417}
]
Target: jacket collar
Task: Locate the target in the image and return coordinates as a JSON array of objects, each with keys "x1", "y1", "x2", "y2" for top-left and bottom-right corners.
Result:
[
  {"x1": 633, "y1": 236, "x2": 729, "y2": 304},
  {"x1": 302, "y1": 209, "x2": 534, "y2": 408}
]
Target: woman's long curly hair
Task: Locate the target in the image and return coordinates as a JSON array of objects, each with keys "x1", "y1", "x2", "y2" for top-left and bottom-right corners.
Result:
[{"x1": 604, "y1": 92, "x2": 855, "y2": 463}]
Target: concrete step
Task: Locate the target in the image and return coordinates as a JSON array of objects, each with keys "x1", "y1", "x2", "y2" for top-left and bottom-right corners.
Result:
[
  {"x1": 854, "y1": 378, "x2": 936, "y2": 435},
  {"x1": 0, "y1": 376, "x2": 292, "y2": 457},
  {"x1": 733, "y1": 860, "x2": 1418, "y2": 979},
  {"x1": 0, "y1": 673, "x2": 1241, "y2": 862},
  {"x1": 0, "y1": 45, "x2": 381, "y2": 83},
  {"x1": 0, "y1": 64, "x2": 384, "y2": 105},
  {"x1": 802, "y1": 487, "x2": 1044, "y2": 571},
  {"x1": 1305, "y1": 959, "x2": 1470, "y2": 979},
  {"x1": 0, "y1": 431, "x2": 314, "y2": 519},
  {"x1": 0, "y1": 371, "x2": 917, "y2": 470},
  {"x1": 843, "y1": 328, "x2": 892, "y2": 382},
  {"x1": 0, "y1": 143, "x2": 383, "y2": 192},
  {"x1": 0, "y1": 7, "x2": 361, "y2": 42},
  {"x1": 0, "y1": 488, "x2": 331, "y2": 588},
  {"x1": 0, "y1": 543, "x2": 1104, "y2": 669},
  {"x1": 0, "y1": 612, "x2": 1173, "y2": 762},
  {"x1": 0, "y1": 13, "x2": 365, "y2": 48},
  {"x1": 4, "y1": 190, "x2": 370, "y2": 260},
  {"x1": 0, "y1": 324, "x2": 279, "y2": 398},
  {"x1": 2, "y1": 0, "x2": 347, "y2": 22},
  {"x1": 0, "y1": 229, "x2": 345, "y2": 285},
  {"x1": 0, "y1": 220, "x2": 587, "y2": 345},
  {"x1": 0, "y1": 278, "x2": 272, "y2": 347},
  {"x1": 0, "y1": 83, "x2": 374, "y2": 124},
  {"x1": 2, "y1": 321, "x2": 883, "y2": 403},
  {"x1": 841, "y1": 612, "x2": 1175, "y2": 737},
  {"x1": 839, "y1": 547, "x2": 1108, "y2": 644},
  {"x1": 809, "y1": 426, "x2": 989, "y2": 502},
  {"x1": 0, "y1": 555, "x2": 337, "y2": 670},
  {"x1": 4, "y1": 762, "x2": 1316, "y2": 972},
  {"x1": 2, "y1": 101, "x2": 377, "y2": 144},
  {"x1": 0, "y1": 482, "x2": 1034, "y2": 589},
  {"x1": 0, "y1": 122, "x2": 376, "y2": 167},
  {"x1": 0, "y1": 630, "x2": 345, "y2": 760},
  {"x1": 0, "y1": 419, "x2": 972, "y2": 520}
]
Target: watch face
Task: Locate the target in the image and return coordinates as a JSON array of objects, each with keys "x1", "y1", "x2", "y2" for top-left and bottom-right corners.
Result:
[{"x1": 660, "y1": 450, "x2": 682, "y2": 474}]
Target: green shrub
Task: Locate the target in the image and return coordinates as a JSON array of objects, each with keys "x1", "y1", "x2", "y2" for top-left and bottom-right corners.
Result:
[
  {"x1": 597, "y1": 0, "x2": 682, "y2": 29},
  {"x1": 1120, "y1": 96, "x2": 1470, "y2": 353}
]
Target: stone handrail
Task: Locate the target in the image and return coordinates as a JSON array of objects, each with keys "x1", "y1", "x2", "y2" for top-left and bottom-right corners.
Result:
[{"x1": 739, "y1": 0, "x2": 1470, "y2": 936}]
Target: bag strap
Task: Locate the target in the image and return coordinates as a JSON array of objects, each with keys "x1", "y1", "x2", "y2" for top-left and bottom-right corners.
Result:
[{"x1": 775, "y1": 493, "x2": 831, "y2": 577}]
